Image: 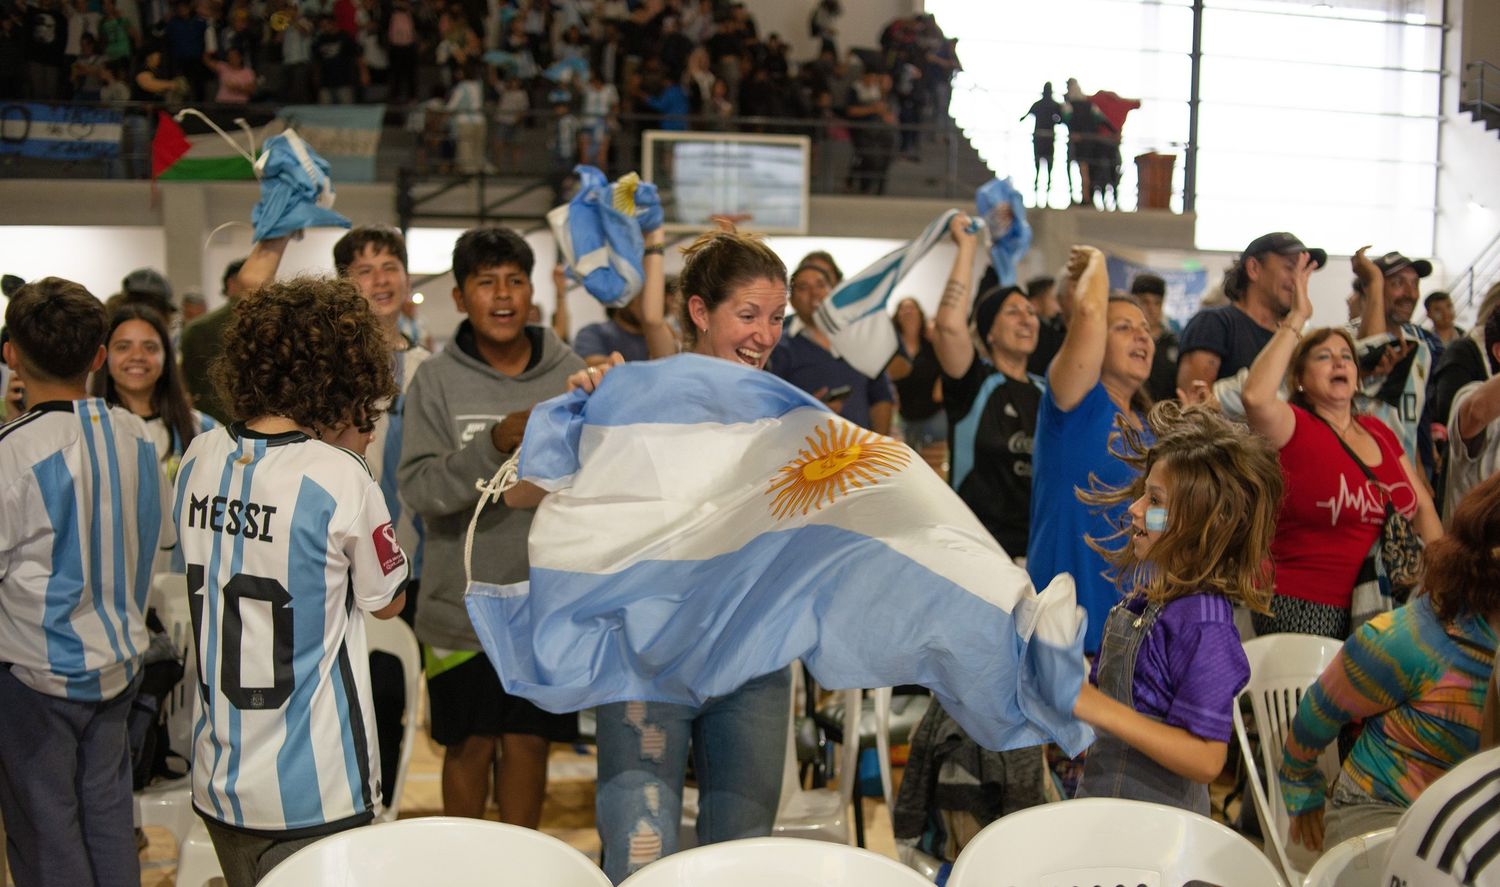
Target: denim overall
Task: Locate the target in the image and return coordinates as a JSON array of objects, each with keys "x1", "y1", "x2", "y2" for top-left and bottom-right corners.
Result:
[{"x1": 1075, "y1": 600, "x2": 1210, "y2": 815}]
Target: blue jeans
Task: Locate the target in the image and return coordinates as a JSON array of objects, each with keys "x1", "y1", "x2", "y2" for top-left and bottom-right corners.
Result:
[
  {"x1": 0, "y1": 666, "x2": 142, "y2": 887},
  {"x1": 594, "y1": 667, "x2": 790, "y2": 883}
]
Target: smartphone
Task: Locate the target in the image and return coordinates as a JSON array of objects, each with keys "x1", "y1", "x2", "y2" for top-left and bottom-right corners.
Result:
[{"x1": 821, "y1": 385, "x2": 853, "y2": 403}]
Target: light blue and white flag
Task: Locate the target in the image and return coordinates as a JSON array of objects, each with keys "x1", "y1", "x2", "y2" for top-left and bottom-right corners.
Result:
[
  {"x1": 546, "y1": 165, "x2": 661, "y2": 308},
  {"x1": 275, "y1": 104, "x2": 385, "y2": 183},
  {"x1": 465, "y1": 354, "x2": 1093, "y2": 755},
  {"x1": 976, "y1": 177, "x2": 1032, "y2": 287},
  {"x1": 251, "y1": 129, "x2": 351, "y2": 242},
  {"x1": 816, "y1": 210, "x2": 970, "y2": 378}
]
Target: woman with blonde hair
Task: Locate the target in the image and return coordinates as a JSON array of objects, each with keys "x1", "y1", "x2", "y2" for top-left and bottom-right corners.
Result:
[{"x1": 1070, "y1": 402, "x2": 1284, "y2": 813}]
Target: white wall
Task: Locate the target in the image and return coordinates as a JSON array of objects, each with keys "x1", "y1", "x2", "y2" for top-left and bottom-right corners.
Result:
[{"x1": 1, "y1": 227, "x2": 167, "y2": 304}]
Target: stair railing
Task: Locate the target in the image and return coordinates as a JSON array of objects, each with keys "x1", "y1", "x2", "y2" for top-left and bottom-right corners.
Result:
[{"x1": 1447, "y1": 226, "x2": 1500, "y2": 326}]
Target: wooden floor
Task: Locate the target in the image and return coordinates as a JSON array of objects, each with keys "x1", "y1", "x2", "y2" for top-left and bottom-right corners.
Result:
[{"x1": 138, "y1": 734, "x2": 899, "y2": 886}]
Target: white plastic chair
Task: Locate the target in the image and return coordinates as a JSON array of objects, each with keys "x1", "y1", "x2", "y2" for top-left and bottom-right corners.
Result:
[
  {"x1": 134, "y1": 573, "x2": 198, "y2": 848},
  {"x1": 678, "y1": 663, "x2": 864, "y2": 848},
  {"x1": 257, "y1": 817, "x2": 610, "y2": 887},
  {"x1": 174, "y1": 612, "x2": 424, "y2": 887},
  {"x1": 619, "y1": 836, "x2": 932, "y2": 887},
  {"x1": 1303, "y1": 827, "x2": 1396, "y2": 887},
  {"x1": 363, "y1": 613, "x2": 423, "y2": 822},
  {"x1": 945, "y1": 798, "x2": 1288, "y2": 887},
  {"x1": 1232, "y1": 634, "x2": 1345, "y2": 884}
]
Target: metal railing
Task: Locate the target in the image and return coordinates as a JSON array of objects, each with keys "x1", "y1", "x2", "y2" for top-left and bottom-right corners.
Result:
[
  {"x1": 1448, "y1": 227, "x2": 1500, "y2": 326},
  {"x1": 0, "y1": 98, "x2": 1191, "y2": 213},
  {"x1": 1461, "y1": 60, "x2": 1500, "y2": 119},
  {"x1": 0, "y1": 99, "x2": 990, "y2": 195}
]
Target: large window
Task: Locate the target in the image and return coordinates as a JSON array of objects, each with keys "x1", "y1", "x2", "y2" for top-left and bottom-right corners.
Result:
[
  {"x1": 1195, "y1": 0, "x2": 1442, "y2": 253},
  {"x1": 928, "y1": 0, "x2": 1443, "y2": 256},
  {"x1": 929, "y1": 0, "x2": 1194, "y2": 213}
]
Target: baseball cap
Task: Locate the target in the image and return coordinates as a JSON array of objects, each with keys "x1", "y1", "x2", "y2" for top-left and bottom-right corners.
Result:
[
  {"x1": 122, "y1": 267, "x2": 173, "y2": 301},
  {"x1": 1372, "y1": 251, "x2": 1432, "y2": 279},
  {"x1": 1242, "y1": 232, "x2": 1327, "y2": 269}
]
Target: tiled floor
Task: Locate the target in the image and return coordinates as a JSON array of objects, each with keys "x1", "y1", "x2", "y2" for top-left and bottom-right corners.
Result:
[{"x1": 139, "y1": 732, "x2": 899, "y2": 886}]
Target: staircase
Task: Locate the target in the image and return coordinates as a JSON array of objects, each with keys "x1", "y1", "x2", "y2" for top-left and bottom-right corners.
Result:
[
  {"x1": 1448, "y1": 227, "x2": 1500, "y2": 327},
  {"x1": 1459, "y1": 61, "x2": 1500, "y2": 135}
]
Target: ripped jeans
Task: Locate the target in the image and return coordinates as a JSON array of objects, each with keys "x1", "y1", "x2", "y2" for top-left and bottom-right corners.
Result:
[{"x1": 594, "y1": 667, "x2": 791, "y2": 883}]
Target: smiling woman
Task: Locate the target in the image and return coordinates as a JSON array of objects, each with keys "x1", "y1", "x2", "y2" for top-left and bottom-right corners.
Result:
[
  {"x1": 89, "y1": 303, "x2": 217, "y2": 479},
  {"x1": 930, "y1": 213, "x2": 1045, "y2": 559},
  {"x1": 509, "y1": 225, "x2": 793, "y2": 884}
]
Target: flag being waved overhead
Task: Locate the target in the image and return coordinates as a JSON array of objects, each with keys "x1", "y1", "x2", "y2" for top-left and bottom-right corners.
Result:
[
  {"x1": 546, "y1": 165, "x2": 663, "y2": 308},
  {"x1": 815, "y1": 210, "x2": 974, "y2": 378},
  {"x1": 465, "y1": 354, "x2": 1093, "y2": 755}
]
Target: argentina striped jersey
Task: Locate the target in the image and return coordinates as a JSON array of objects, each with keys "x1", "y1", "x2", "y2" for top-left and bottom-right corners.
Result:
[
  {"x1": 0, "y1": 399, "x2": 174, "y2": 701},
  {"x1": 174, "y1": 424, "x2": 408, "y2": 834},
  {"x1": 1384, "y1": 746, "x2": 1500, "y2": 886}
]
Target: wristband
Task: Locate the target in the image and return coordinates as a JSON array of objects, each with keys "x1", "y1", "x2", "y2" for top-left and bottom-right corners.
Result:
[{"x1": 644, "y1": 244, "x2": 665, "y2": 256}]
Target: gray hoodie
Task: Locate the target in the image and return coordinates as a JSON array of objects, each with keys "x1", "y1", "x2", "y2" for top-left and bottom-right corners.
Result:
[{"x1": 398, "y1": 323, "x2": 585, "y2": 650}]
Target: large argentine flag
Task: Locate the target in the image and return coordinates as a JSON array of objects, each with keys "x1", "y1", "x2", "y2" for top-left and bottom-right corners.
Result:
[{"x1": 465, "y1": 355, "x2": 1093, "y2": 755}]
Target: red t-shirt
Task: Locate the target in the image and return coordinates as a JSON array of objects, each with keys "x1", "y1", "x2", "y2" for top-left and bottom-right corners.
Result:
[{"x1": 1271, "y1": 406, "x2": 1418, "y2": 608}]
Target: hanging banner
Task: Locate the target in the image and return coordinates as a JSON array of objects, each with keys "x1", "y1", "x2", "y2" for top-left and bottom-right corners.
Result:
[{"x1": 0, "y1": 102, "x2": 123, "y2": 160}]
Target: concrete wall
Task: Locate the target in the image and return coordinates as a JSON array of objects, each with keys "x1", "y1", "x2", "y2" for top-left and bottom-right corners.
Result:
[{"x1": 1460, "y1": 0, "x2": 1500, "y2": 72}]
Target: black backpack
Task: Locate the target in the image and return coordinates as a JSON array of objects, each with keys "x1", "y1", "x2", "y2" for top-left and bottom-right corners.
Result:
[{"x1": 127, "y1": 609, "x2": 188, "y2": 790}]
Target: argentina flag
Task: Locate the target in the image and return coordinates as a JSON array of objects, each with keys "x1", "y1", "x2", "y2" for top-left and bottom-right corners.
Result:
[
  {"x1": 815, "y1": 210, "x2": 971, "y2": 378},
  {"x1": 465, "y1": 355, "x2": 1093, "y2": 755}
]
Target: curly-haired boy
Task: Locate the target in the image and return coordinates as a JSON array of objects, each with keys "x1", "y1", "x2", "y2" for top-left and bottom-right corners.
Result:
[{"x1": 174, "y1": 276, "x2": 408, "y2": 886}]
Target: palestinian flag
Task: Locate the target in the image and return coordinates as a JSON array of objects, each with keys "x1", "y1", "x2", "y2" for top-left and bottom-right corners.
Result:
[{"x1": 151, "y1": 109, "x2": 283, "y2": 181}]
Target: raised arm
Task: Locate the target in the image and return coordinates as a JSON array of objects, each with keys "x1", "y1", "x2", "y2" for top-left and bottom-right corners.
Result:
[
  {"x1": 640, "y1": 228, "x2": 677, "y2": 359},
  {"x1": 1241, "y1": 254, "x2": 1314, "y2": 448},
  {"x1": 931, "y1": 213, "x2": 980, "y2": 379},
  {"x1": 1352, "y1": 245, "x2": 1385, "y2": 339},
  {"x1": 234, "y1": 234, "x2": 292, "y2": 295},
  {"x1": 550, "y1": 264, "x2": 573, "y2": 344},
  {"x1": 1046, "y1": 245, "x2": 1109, "y2": 411}
]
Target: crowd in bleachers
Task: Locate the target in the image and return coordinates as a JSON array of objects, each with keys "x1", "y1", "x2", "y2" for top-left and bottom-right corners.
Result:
[{"x1": 1, "y1": 0, "x2": 963, "y2": 187}]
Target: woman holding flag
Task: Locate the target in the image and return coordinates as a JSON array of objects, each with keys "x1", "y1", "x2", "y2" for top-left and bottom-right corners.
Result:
[
  {"x1": 514, "y1": 226, "x2": 794, "y2": 883},
  {"x1": 1026, "y1": 246, "x2": 1156, "y2": 655},
  {"x1": 931, "y1": 213, "x2": 1043, "y2": 560}
]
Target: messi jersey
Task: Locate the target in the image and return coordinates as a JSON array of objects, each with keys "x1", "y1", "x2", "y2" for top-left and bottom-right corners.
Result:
[
  {"x1": 366, "y1": 343, "x2": 429, "y2": 579},
  {"x1": 174, "y1": 424, "x2": 407, "y2": 834},
  {"x1": 0, "y1": 400, "x2": 173, "y2": 701}
]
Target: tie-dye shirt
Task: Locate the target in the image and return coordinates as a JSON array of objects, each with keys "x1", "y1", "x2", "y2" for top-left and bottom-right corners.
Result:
[{"x1": 1279, "y1": 595, "x2": 1497, "y2": 815}]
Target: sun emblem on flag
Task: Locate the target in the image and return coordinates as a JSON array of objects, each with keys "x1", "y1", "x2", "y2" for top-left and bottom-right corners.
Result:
[{"x1": 767, "y1": 419, "x2": 910, "y2": 519}]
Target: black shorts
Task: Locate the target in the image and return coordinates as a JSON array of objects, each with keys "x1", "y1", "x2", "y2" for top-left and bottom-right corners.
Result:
[{"x1": 426, "y1": 652, "x2": 579, "y2": 747}]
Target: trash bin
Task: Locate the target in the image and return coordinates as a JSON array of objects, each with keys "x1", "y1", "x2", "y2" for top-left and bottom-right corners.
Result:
[{"x1": 1135, "y1": 152, "x2": 1176, "y2": 211}]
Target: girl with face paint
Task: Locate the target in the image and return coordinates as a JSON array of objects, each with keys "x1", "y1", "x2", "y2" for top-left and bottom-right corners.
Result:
[{"x1": 1066, "y1": 402, "x2": 1285, "y2": 814}]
